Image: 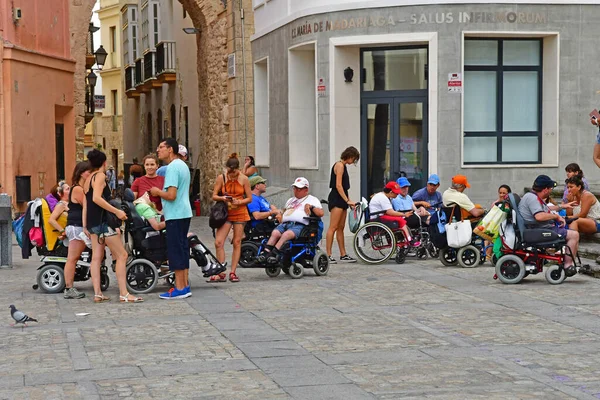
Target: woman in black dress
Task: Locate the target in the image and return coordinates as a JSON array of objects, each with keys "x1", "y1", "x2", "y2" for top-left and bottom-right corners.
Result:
[{"x1": 326, "y1": 146, "x2": 360, "y2": 263}]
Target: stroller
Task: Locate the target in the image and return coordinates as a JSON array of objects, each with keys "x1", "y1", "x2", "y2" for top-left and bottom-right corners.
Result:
[
  {"x1": 120, "y1": 189, "x2": 225, "y2": 294},
  {"x1": 19, "y1": 198, "x2": 110, "y2": 294}
]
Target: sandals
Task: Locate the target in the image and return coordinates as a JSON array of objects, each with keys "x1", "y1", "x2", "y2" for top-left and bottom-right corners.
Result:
[
  {"x1": 119, "y1": 293, "x2": 144, "y2": 303},
  {"x1": 207, "y1": 273, "x2": 227, "y2": 283},
  {"x1": 94, "y1": 294, "x2": 111, "y2": 303},
  {"x1": 229, "y1": 272, "x2": 240, "y2": 283}
]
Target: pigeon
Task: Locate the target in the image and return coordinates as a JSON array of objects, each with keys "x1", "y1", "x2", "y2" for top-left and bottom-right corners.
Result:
[{"x1": 9, "y1": 305, "x2": 38, "y2": 326}]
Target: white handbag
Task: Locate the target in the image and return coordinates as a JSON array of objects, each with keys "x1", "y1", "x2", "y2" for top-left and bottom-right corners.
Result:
[{"x1": 445, "y1": 219, "x2": 472, "y2": 248}]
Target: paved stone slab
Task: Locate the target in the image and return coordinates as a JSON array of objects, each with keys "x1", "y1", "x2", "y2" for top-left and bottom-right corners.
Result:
[
  {"x1": 141, "y1": 359, "x2": 257, "y2": 377},
  {"x1": 25, "y1": 366, "x2": 143, "y2": 386},
  {"x1": 236, "y1": 340, "x2": 309, "y2": 358},
  {"x1": 285, "y1": 383, "x2": 375, "y2": 400}
]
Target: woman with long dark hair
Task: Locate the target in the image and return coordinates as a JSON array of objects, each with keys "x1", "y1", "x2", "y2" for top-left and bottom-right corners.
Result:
[
  {"x1": 326, "y1": 146, "x2": 360, "y2": 263},
  {"x1": 62, "y1": 161, "x2": 92, "y2": 299},
  {"x1": 210, "y1": 153, "x2": 252, "y2": 282},
  {"x1": 84, "y1": 149, "x2": 143, "y2": 303}
]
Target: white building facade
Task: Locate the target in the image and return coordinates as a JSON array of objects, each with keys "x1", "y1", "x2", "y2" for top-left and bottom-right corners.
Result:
[{"x1": 251, "y1": 0, "x2": 600, "y2": 204}]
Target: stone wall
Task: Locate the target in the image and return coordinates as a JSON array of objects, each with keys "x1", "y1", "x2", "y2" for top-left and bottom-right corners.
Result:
[
  {"x1": 69, "y1": 0, "x2": 97, "y2": 162},
  {"x1": 175, "y1": 0, "x2": 255, "y2": 212}
]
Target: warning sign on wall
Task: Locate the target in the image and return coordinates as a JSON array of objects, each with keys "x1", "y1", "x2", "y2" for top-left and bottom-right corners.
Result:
[
  {"x1": 317, "y1": 78, "x2": 326, "y2": 97},
  {"x1": 448, "y1": 73, "x2": 462, "y2": 93}
]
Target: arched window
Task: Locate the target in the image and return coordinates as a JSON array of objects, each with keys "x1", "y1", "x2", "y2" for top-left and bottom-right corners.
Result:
[
  {"x1": 147, "y1": 112, "x2": 153, "y2": 153},
  {"x1": 157, "y1": 109, "x2": 163, "y2": 142},
  {"x1": 170, "y1": 104, "x2": 176, "y2": 138}
]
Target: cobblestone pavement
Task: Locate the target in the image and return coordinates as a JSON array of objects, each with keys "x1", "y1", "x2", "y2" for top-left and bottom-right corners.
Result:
[{"x1": 3, "y1": 217, "x2": 600, "y2": 399}]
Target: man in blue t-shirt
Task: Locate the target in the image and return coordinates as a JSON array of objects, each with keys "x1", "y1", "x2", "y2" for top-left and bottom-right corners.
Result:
[
  {"x1": 150, "y1": 138, "x2": 193, "y2": 300},
  {"x1": 412, "y1": 174, "x2": 443, "y2": 213},
  {"x1": 247, "y1": 175, "x2": 281, "y2": 227}
]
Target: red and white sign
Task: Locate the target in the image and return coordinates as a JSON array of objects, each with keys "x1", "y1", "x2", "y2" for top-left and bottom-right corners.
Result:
[
  {"x1": 448, "y1": 73, "x2": 462, "y2": 93},
  {"x1": 317, "y1": 78, "x2": 326, "y2": 97}
]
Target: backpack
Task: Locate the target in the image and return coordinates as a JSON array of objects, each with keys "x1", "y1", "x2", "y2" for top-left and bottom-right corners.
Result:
[{"x1": 428, "y1": 208, "x2": 448, "y2": 249}]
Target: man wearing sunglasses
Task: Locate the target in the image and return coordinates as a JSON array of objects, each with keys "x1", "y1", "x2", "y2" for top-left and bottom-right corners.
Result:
[{"x1": 518, "y1": 175, "x2": 580, "y2": 273}]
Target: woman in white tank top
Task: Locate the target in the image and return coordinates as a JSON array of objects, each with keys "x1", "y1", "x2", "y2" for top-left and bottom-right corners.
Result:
[{"x1": 566, "y1": 176, "x2": 600, "y2": 234}]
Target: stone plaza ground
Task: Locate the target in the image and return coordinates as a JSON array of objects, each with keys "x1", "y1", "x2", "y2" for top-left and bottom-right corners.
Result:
[{"x1": 3, "y1": 217, "x2": 600, "y2": 399}]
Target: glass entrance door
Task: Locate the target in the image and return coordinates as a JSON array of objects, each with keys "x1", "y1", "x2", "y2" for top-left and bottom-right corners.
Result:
[
  {"x1": 361, "y1": 97, "x2": 427, "y2": 198},
  {"x1": 360, "y1": 45, "x2": 429, "y2": 199}
]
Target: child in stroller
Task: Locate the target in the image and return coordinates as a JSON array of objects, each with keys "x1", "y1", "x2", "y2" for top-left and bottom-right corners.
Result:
[
  {"x1": 22, "y1": 197, "x2": 110, "y2": 294},
  {"x1": 120, "y1": 189, "x2": 225, "y2": 294}
]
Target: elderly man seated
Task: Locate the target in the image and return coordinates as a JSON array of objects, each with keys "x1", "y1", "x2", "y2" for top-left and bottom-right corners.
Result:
[
  {"x1": 391, "y1": 177, "x2": 430, "y2": 227},
  {"x1": 247, "y1": 175, "x2": 282, "y2": 228},
  {"x1": 519, "y1": 175, "x2": 580, "y2": 274},
  {"x1": 442, "y1": 174, "x2": 485, "y2": 220},
  {"x1": 257, "y1": 177, "x2": 324, "y2": 264}
]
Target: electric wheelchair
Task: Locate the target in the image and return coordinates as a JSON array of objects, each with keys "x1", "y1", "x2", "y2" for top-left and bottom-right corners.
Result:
[
  {"x1": 436, "y1": 204, "x2": 491, "y2": 268},
  {"x1": 120, "y1": 189, "x2": 225, "y2": 293},
  {"x1": 494, "y1": 193, "x2": 590, "y2": 285}
]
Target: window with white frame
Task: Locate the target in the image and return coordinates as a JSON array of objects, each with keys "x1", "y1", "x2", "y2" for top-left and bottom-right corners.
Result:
[
  {"x1": 153, "y1": 3, "x2": 160, "y2": 48},
  {"x1": 141, "y1": 2, "x2": 149, "y2": 51},
  {"x1": 463, "y1": 38, "x2": 542, "y2": 164},
  {"x1": 121, "y1": 6, "x2": 139, "y2": 66},
  {"x1": 288, "y1": 43, "x2": 317, "y2": 168},
  {"x1": 254, "y1": 58, "x2": 269, "y2": 165}
]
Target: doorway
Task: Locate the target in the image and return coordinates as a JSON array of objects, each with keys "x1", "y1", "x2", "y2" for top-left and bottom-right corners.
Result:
[{"x1": 360, "y1": 46, "x2": 429, "y2": 198}]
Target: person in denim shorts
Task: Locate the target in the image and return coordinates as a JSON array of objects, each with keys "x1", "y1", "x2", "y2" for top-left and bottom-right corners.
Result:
[{"x1": 84, "y1": 149, "x2": 143, "y2": 303}]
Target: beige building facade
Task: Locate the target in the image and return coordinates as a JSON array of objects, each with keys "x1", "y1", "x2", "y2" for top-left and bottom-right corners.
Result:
[{"x1": 121, "y1": 0, "x2": 255, "y2": 211}]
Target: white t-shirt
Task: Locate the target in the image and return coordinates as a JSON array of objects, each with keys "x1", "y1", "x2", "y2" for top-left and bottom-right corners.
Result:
[
  {"x1": 282, "y1": 194, "x2": 322, "y2": 225},
  {"x1": 369, "y1": 192, "x2": 393, "y2": 220}
]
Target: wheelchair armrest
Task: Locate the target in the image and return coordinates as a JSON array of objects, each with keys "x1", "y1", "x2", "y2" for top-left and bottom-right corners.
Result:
[{"x1": 303, "y1": 216, "x2": 321, "y2": 222}]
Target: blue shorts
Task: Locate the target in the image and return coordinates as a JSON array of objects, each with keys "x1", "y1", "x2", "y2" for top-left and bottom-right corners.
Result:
[
  {"x1": 596, "y1": 222, "x2": 600, "y2": 233},
  {"x1": 596, "y1": 129, "x2": 600, "y2": 145},
  {"x1": 166, "y1": 218, "x2": 191, "y2": 271},
  {"x1": 275, "y1": 222, "x2": 306, "y2": 239},
  {"x1": 552, "y1": 225, "x2": 569, "y2": 237},
  {"x1": 89, "y1": 223, "x2": 118, "y2": 238}
]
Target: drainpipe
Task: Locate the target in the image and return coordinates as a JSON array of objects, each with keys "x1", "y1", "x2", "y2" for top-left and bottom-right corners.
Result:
[
  {"x1": 0, "y1": 23, "x2": 6, "y2": 199},
  {"x1": 239, "y1": 0, "x2": 249, "y2": 156}
]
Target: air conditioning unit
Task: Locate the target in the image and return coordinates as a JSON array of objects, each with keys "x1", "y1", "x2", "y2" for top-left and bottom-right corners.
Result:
[{"x1": 227, "y1": 54, "x2": 235, "y2": 79}]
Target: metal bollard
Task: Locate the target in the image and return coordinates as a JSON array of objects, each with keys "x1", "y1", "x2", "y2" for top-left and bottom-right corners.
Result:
[{"x1": 0, "y1": 194, "x2": 12, "y2": 268}]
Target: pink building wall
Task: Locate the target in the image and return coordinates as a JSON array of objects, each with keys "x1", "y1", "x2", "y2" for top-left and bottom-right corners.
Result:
[{"x1": 0, "y1": 0, "x2": 76, "y2": 211}]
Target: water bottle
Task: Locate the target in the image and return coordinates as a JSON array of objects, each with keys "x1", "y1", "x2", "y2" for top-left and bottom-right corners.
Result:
[
  {"x1": 558, "y1": 209, "x2": 567, "y2": 217},
  {"x1": 451, "y1": 216, "x2": 457, "y2": 223}
]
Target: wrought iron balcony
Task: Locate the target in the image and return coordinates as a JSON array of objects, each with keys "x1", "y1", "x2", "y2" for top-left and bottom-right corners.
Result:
[
  {"x1": 156, "y1": 41, "x2": 176, "y2": 82},
  {"x1": 134, "y1": 58, "x2": 143, "y2": 86},
  {"x1": 143, "y1": 51, "x2": 156, "y2": 82}
]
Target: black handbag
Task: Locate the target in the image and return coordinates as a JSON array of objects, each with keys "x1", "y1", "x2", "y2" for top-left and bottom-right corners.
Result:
[{"x1": 209, "y1": 174, "x2": 228, "y2": 230}]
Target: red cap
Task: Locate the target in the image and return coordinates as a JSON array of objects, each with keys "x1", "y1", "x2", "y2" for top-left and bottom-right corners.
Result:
[
  {"x1": 384, "y1": 181, "x2": 402, "y2": 194},
  {"x1": 452, "y1": 175, "x2": 471, "y2": 188}
]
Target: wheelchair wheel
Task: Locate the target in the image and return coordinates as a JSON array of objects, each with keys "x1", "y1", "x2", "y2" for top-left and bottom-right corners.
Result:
[
  {"x1": 353, "y1": 222, "x2": 396, "y2": 264},
  {"x1": 37, "y1": 264, "x2": 66, "y2": 294},
  {"x1": 417, "y1": 247, "x2": 428, "y2": 260},
  {"x1": 100, "y1": 273, "x2": 110, "y2": 291},
  {"x1": 439, "y1": 248, "x2": 458, "y2": 266},
  {"x1": 289, "y1": 262, "x2": 304, "y2": 279},
  {"x1": 545, "y1": 264, "x2": 566, "y2": 285},
  {"x1": 125, "y1": 259, "x2": 158, "y2": 294},
  {"x1": 312, "y1": 250, "x2": 329, "y2": 276},
  {"x1": 457, "y1": 245, "x2": 481, "y2": 268},
  {"x1": 426, "y1": 242, "x2": 439, "y2": 259},
  {"x1": 395, "y1": 248, "x2": 406, "y2": 264},
  {"x1": 265, "y1": 266, "x2": 281, "y2": 278},
  {"x1": 495, "y1": 254, "x2": 526, "y2": 284},
  {"x1": 239, "y1": 242, "x2": 259, "y2": 268}
]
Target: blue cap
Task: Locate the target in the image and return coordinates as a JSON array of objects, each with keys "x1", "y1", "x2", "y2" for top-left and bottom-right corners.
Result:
[
  {"x1": 427, "y1": 174, "x2": 440, "y2": 185},
  {"x1": 396, "y1": 177, "x2": 411, "y2": 187}
]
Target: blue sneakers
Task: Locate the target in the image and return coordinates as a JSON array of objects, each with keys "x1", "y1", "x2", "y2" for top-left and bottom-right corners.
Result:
[{"x1": 159, "y1": 286, "x2": 191, "y2": 300}]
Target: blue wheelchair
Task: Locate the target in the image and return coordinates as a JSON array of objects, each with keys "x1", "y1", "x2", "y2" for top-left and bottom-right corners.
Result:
[{"x1": 239, "y1": 215, "x2": 329, "y2": 279}]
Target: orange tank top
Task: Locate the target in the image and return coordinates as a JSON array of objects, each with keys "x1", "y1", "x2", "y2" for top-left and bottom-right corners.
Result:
[{"x1": 224, "y1": 175, "x2": 250, "y2": 222}]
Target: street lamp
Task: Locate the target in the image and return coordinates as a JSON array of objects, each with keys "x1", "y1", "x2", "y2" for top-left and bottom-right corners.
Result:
[
  {"x1": 183, "y1": 27, "x2": 200, "y2": 34},
  {"x1": 87, "y1": 70, "x2": 97, "y2": 87},
  {"x1": 94, "y1": 45, "x2": 108, "y2": 70}
]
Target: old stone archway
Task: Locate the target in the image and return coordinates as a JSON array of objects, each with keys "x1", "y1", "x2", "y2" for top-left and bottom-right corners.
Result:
[
  {"x1": 179, "y1": 0, "x2": 254, "y2": 212},
  {"x1": 70, "y1": 0, "x2": 98, "y2": 160}
]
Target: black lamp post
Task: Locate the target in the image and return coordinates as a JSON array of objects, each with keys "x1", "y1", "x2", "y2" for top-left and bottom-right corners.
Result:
[
  {"x1": 94, "y1": 45, "x2": 108, "y2": 70},
  {"x1": 87, "y1": 70, "x2": 97, "y2": 87},
  {"x1": 344, "y1": 67, "x2": 354, "y2": 83}
]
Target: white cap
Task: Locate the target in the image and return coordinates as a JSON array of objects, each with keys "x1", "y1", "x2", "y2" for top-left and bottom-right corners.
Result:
[
  {"x1": 178, "y1": 145, "x2": 188, "y2": 157},
  {"x1": 291, "y1": 177, "x2": 309, "y2": 188}
]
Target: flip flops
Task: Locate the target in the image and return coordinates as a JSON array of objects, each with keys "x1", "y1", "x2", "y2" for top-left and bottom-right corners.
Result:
[{"x1": 206, "y1": 273, "x2": 227, "y2": 283}]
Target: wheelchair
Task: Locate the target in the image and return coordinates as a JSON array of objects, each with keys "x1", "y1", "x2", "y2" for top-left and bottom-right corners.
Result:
[
  {"x1": 493, "y1": 193, "x2": 590, "y2": 285},
  {"x1": 120, "y1": 189, "x2": 225, "y2": 294},
  {"x1": 238, "y1": 216, "x2": 279, "y2": 269},
  {"x1": 353, "y1": 209, "x2": 427, "y2": 265},
  {"x1": 437, "y1": 205, "x2": 491, "y2": 268},
  {"x1": 244, "y1": 214, "x2": 329, "y2": 279},
  {"x1": 28, "y1": 198, "x2": 109, "y2": 294}
]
